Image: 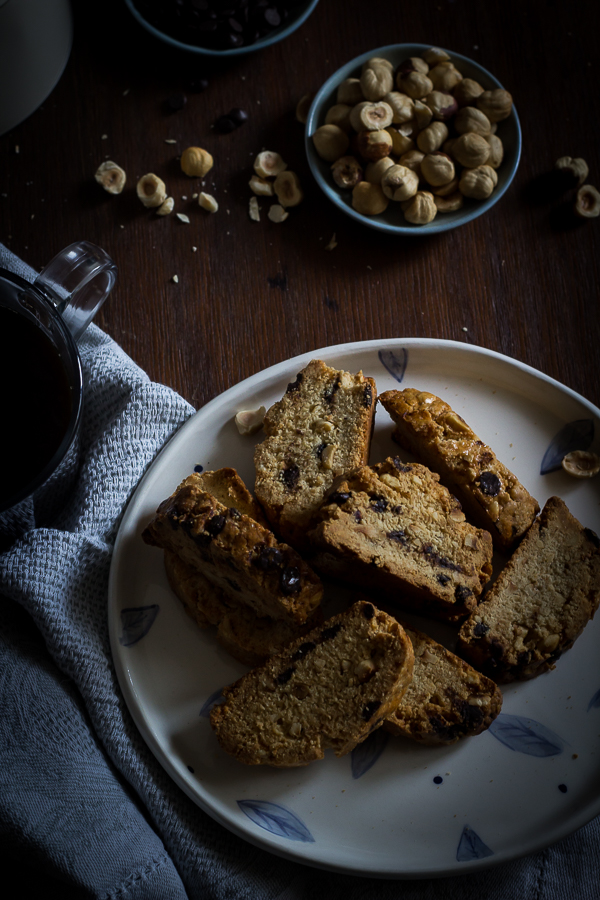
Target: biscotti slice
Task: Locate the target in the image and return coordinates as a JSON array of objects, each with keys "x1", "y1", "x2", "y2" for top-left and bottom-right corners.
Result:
[
  {"x1": 379, "y1": 388, "x2": 539, "y2": 552},
  {"x1": 209, "y1": 600, "x2": 414, "y2": 767},
  {"x1": 384, "y1": 624, "x2": 503, "y2": 744},
  {"x1": 457, "y1": 497, "x2": 600, "y2": 682},
  {"x1": 190, "y1": 467, "x2": 270, "y2": 528},
  {"x1": 165, "y1": 550, "x2": 322, "y2": 666},
  {"x1": 254, "y1": 359, "x2": 376, "y2": 549},
  {"x1": 142, "y1": 473, "x2": 323, "y2": 626},
  {"x1": 307, "y1": 456, "x2": 493, "y2": 622}
]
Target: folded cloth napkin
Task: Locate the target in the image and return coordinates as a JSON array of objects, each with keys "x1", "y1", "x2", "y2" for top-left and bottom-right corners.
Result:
[{"x1": 1, "y1": 243, "x2": 598, "y2": 900}]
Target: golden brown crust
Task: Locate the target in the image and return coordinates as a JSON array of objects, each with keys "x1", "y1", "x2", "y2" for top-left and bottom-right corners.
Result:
[
  {"x1": 254, "y1": 359, "x2": 376, "y2": 550},
  {"x1": 190, "y1": 467, "x2": 270, "y2": 527},
  {"x1": 307, "y1": 457, "x2": 493, "y2": 622},
  {"x1": 209, "y1": 600, "x2": 414, "y2": 767},
  {"x1": 457, "y1": 497, "x2": 600, "y2": 682},
  {"x1": 379, "y1": 388, "x2": 539, "y2": 551}
]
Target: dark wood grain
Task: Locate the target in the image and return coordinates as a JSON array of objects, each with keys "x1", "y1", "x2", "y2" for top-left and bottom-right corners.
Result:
[{"x1": 1, "y1": 0, "x2": 599, "y2": 412}]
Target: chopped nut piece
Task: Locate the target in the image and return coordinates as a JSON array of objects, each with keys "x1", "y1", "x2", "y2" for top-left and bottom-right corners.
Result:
[
  {"x1": 268, "y1": 204, "x2": 289, "y2": 223},
  {"x1": 476, "y1": 89, "x2": 513, "y2": 122},
  {"x1": 274, "y1": 170, "x2": 303, "y2": 207},
  {"x1": 561, "y1": 450, "x2": 600, "y2": 477},
  {"x1": 248, "y1": 196, "x2": 260, "y2": 221},
  {"x1": 354, "y1": 659, "x2": 376, "y2": 682},
  {"x1": 555, "y1": 156, "x2": 589, "y2": 188},
  {"x1": 325, "y1": 233, "x2": 338, "y2": 251},
  {"x1": 156, "y1": 197, "x2": 174, "y2": 216},
  {"x1": 180, "y1": 146, "x2": 214, "y2": 178},
  {"x1": 249, "y1": 175, "x2": 274, "y2": 196},
  {"x1": 295, "y1": 92, "x2": 315, "y2": 124},
  {"x1": 235, "y1": 406, "x2": 266, "y2": 435},
  {"x1": 94, "y1": 160, "x2": 126, "y2": 194},
  {"x1": 136, "y1": 173, "x2": 167, "y2": 208},
  {"x1": 176, "y1": 212, "x2": 190, "y2": 223},
  {"x1": 321, "y1": 445, "x2": 336, "y2": 469},
  {"x1": 254, "y1": 151, "x2": 287, "y2": 179},
  {"x1": 172, "y1": 275, "x2": 179, "y2": 283},
  {"x1": 198, "y1": 192, "x2": 218, "y2": 213},
  {"x1": 574, "y1": 184, "x2": 600, "y2": 219},
  {"x1": 336, "y1": 78, "x2": 364, "y2": 106}
]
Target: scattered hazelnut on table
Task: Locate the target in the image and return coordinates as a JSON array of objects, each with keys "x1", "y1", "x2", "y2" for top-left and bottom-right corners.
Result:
[
  {"x1": 561, "y1": 450, "x2": 600, "y2": 477},
  {"x1": 274, "y1": 171, "x2": 303, "y2": 207},
  {"x1": 254, "y1": 151, "x2": 287, "y2": 179},
  {"x1": 352, "y1": 181, "x2": 389, "y2": 215},
  {"x1": 401, "y1": 190, "x2": 437, "y2": 224},
  {"x1": 136, "y1": 173, "x2": 167, "y2": 208},
  {"x1": 555, "y1": 156, "x2": 589, "y2": 188},
  {"x1": 336, "y1": 78, "x2": 364, "y2": 105},
  {"x1": 268, "y1": 204, "x2": 289, "y2": 223},
  {"x1": 331, "y1": 156, "x2": 364, "y2": 188},
  {"x1": 249, "y1": 174, "x2": 274, "y2": 196},
  {"x1": 295, "y1": 92, "x2": 314, "y2": 124},
  {"x1": 156, "y1": 197, "x2": 174, "y2": 216},
  {"x1": 94, "y1": 160, "x2": 126, "y2": 194},
  {"x1": 312, "y1": 124, "x2": 350, "y2": 161},
  {"x1": 574, "y1": 184, "x2": 600, "y2": 218},
  {"x1": 181, "y1": 146, "x2": 213, "y2": 177}
]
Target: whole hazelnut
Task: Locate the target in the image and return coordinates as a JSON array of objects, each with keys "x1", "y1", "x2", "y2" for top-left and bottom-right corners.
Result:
[
  {"x1": 486, "y1": 134, "x2": 504, "y2": 169},
  {"x1": 365, "y1": 156, "x2": 395, "y2": 184},
  {"x1": 454, "y1": 106, "x2": 492, "y2": 137},
  {"x1": 401, "y1": 191, "x2": 437, "y2": 224},
  {"x1": 352, "y1": 181, "x2": 389, "y2": 215},
  {"x1": 383, "y1": 91, "x2": 415, "y2": 124},
  {"x1": 398, "y1": 71, "x2": 434, "y2": 100},
  {"x1": 434, "y1": 191, "x2": 464, "y2": 212},
  {"x1": 452, "y1": 132, "x2": 491, "y2": 168},
  {"x1": 399, "y1": 150, "x2": 426, "y2": 179},
  {"x1": 361, "y1": 64, "x2": 394, "y2": 101},
  {"x1": 555, "y1": 156, "x2": 589, "y2": 188},
  {"x1": 386, "y1": 127, "x2": 415, "y2": 156},
  {"x1": 312, "y1": 124, "x2": 350, "y2": 162},
  {"x1": 381, "y1": 164, "x2": 419, "y2": 201},
  {"x1": 428, "y1": 61, "x2": 463, "y2": 92},
  {"x1": 331, "y1": 155, "x2": 363, "y2": 189},
  {"x1": 325, "y1": 103, "x2": 353, "y2": 133},
  {"x1": 337, "y1": 78, "x2": 364, "y2": 106},
  {"x1": 416, "y1": 121, "x2": 449, "y2": 153},
  {"x1": 453, "y1": 78, "x2": 485, "y2": 107},
  {"x1": 425, "y1": 91, "x2": 458, "y2": 121},
  {"x1": 574, "y1": 184, "x2": 600, "y2": 218},
  {"x1": 421, "y1": 151, "x2": 455, "y2": 187},
  {"x1": 459, "y1": 165, "x2": 498, "y2": 199},
  {"x1": 356, "y1": 129, "x2": 393, "y2": 161},
  {"x1": 476, "y1": 89, "x2": 513, "y2": 122}
]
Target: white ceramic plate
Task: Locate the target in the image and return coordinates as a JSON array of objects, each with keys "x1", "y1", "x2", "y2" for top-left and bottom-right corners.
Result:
[{"x1": 108, "y1": 339, "x2": 600, "y2": 879}]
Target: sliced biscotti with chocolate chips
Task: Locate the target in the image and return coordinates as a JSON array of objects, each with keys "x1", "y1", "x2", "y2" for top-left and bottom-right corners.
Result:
[
  {"x1": 164, "y1": 550, "x2": 322, "y2": 666},
  {"x1": 457, "y1": 497, "x2": 600, "y2": 682},
  {"x1": 209, "y1": 600, "x2": 414, "y2": 767},
  {"x1": 384, "y1": 624, "x2": 503, "y2": 744},
  {"x1": 307, "y1": 457, "x2": 493, "y2": 622},
  {"x1": 190, "y1": 467, "x2": 270, "y2": 528},
  {"x1": 254, "y1": 359, "x2": 376, "y2": 550},
  {"x1": 142, "y1": 472, "x2": 323, "y2": 627},
  {"x1": 379, "y1": 388, "x2": 539, "y2": 552}
]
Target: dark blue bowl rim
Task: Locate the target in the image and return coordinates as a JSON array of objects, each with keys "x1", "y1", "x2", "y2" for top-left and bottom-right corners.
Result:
[
  {"x1": 305, "y1": 43, "x2": 522, "y2": 235},
  {"x1": 123, "y1": 0, "x2": 321, "y2": 57}
]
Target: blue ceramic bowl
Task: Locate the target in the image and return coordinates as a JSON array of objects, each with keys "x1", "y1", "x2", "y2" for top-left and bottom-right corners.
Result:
[
  {"x1": 124, "y1": 0, "x2": 320, "y2": 58},
  {"x1": 305, "y1": 44, "x2": 521, "y2": 235}
]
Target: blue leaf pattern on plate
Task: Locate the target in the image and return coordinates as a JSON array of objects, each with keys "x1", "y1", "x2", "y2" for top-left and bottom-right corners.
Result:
[
  {"x1": 351, "y1": 728, "x2": 389, "y2": 779},
  {"x1": 237, "y1": 800, "x2": 315, "y2": 843},
  {"x1": 199, "y1": 688, "x2": 225, "y2": 718},
  {"x1": 587, "y1": 688, "x2": 600, "y2": 711},
  {"x1": 119, "y1": 605, "x2": 159, "y2": 646},
  {"x1": 540, "y1": 419, "x2": 594, "y2": 474},
  {"x1": 378, "y1": 348, "x2": 408, "y2": 383},
  {"x1": 456, "y1": 825, "x2": 494, "y2": 862},
  {"x1": 488, "y1": 713, "x2": 565, "y2": 756}
]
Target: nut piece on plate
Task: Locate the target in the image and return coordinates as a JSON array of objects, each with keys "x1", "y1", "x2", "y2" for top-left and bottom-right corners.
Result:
[
  {"x1": 401, "y1": 191, "x2": 437, "y2": 224},
  {"x1": 562, "y1": 451, "x2": 600, "y2": 477},
  {"x1": 336, "y1": 77, "x2": 364, "y2": 105},
  {"x1": 331, "y1": 155, "x2": 363, "y2": 189},
  {"x1": 416, "y1": 121, "x2": 449, "y2": 154},
  {"x1": 198, "y1": 192, "x2": 219, "y2": 213},
  {"x1": 352, "y1": 181, "x2": 389, "y2": 215},
  {"x1": 451, "y1": 132, "x2": 491, "y2": 168},
  {"x1": 454, "y1": 106, "x2": 491, "y2": 136},
  {"x1": 274, "y1": 171, "x2": 303, "y2": 207},
  {"x1": 555, "y1": 156, "x2": 589, "y2": 188},
  {"x1": 476, "y1": 89, "x2": 513, "y2": 122},
  {"x1": 574, "y1": 185, "x2": 600, "y2": 219},
  {"x1": 365, "y1": 156, "x2": 394, "y2": 184},
  {"x1": 235, "y1": 407, "x2": 267, "y2": 435},
  {"x1": 136, "y1": 173, "x2": 167, "y2": 208},
  {"x1": 95, "y1": 160, "x2": 126, "y2": 194},
  {"x1": 254, "y1": 151, "x2": 287, "y2": 179},
  {"x1": 381, "y1": 164, "x2": 419, "y2": 201},
  {"x1": 312, "y1": 124, "x2": 350, "y2": 162},
  {"x1": 459, "y1": 165, "x2": 498, "y2": 199},
  {"x1": 180, "y1": 146, "x2": 213, "y2": 177}
]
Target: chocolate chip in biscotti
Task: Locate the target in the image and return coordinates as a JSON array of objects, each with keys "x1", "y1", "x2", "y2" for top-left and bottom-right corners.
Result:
[{"x1": 478, "y1": 471, "x2": 501, "y2": 496}]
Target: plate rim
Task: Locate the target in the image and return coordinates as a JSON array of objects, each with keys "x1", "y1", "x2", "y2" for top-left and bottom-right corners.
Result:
[{"x1": 108, "y1": 337, "x2": 600, "y2": 879}]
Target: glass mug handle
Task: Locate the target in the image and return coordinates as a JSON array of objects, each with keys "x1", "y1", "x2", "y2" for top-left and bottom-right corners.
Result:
[{"x1": 33, "y1": 241, "x2": 117, "y2": 341}]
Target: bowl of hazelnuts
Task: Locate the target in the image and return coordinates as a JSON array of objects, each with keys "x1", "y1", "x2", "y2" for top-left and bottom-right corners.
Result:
[{"x1": 305, "y1": 44, "x2": 521, "y2": 234}]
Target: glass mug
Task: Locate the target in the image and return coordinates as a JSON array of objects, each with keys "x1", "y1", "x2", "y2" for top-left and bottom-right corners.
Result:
[{"x1": 0, "y1": 242, "x2": 117, "y2": 544}]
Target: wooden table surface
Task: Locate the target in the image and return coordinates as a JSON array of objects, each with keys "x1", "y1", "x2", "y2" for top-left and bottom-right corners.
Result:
[{"x1": 1, "y1": 0, "x2": 599, "y2": 412}]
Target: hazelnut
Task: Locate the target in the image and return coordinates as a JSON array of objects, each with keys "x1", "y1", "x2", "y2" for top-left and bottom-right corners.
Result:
[
  {"x1": 574, "y1": 184, "x2": 600, "y2": 218},
  {"x1": 248, "y1": 196, "x2": 260, "y2": 221},
  {"x1": 136, "y1": 173, "x2": 167, "y2": 208},
  {"x1": 325, "y1": 103, "x2": 353, "y2": 133},
  {"x1": 476, "y1": 89, "x2": 513, "y2": 122},
  {"x1": 434, "y1": 191, "x2": 464, "y2": 212},
  {"x1": 453, "y1": 78, "x2": 485, "y2": 107},
  {"x1": 198, "y1": 192, "x2": 219, "y2": 212},
  {"x1": 425, "y1": 91, "x2": 458, "y2": 121},
  {"x1": 452, "y1": 132, "x2": 491, "y2": 167},
  {"x1": 234, "y1": 406, "x2": 266, "y2": 435},
  {"x1": 365, "y1": 156, "x2": 395, "y2": 184},
  {"x1": 386, "y1": 127, "x2": 414, "y2": 156},
  {"x1": 555, "y1": 157, "x2": 589, "y2": 188},
  {"x1": 268, "y1": 204, "x2": 289, "y2": 223},
  {"x1": 156, "y1": 196, "x2": 174, "y2": 216},
  {"x1": 459, "y1": 165, "x2": 498, "y2": 199},
  {"x1": 295, "y1": 92, "x2": 314, "y2": 124},
  {"x1": 401, "y1": 190, "x2": 437, "y2": 224},
  {"x1": 428, "y1": 62, "x2": 463, "y2": 92},
  {"x1": 362, "y1": 56, "x2": 394, "y2": 73},
  {"x1": 357, "y1": 129, "x2": 393, "y2": 161},
  {"x1": 399, "y1": 150, "x2": 425, "y2": 179},
  {"x1": 381, "y1": 164, "x2": 419, "y2": 201},
  {"x1": 180, "y1": 146, "x2": 214, "y2": 178},
  {"x1": 423, "y1": 47, "x2": 451, "y2": 66},
  {"x1": 249, "y1": 174, "x2": 274, "y2": 196},
  {"x1": 254, "y1": 151, "x2": 287, "y2": 178},
  {"x1": 353, "y1": 100, "x2": 394, "y2": 131},
  {"x1": 361, "y1": 63, "x2": 394, "y2": 101},
  {"x1": 274, "y1": 171, "x2": 303, "y2": 207},
  {"x1": 352, "y1": 181, "x2": 389, "y2": 215},
  {"x1": 337, "y1": 78, "x2": 364, "y2": 105},
  {"x1": 94, "y1": 160, "x2": 126, "y2": 194},
  {"x1": 383, "y1": 91, "x2": 414, "y2": 124},
  {"x1": 416, "y1": 121, "x2": 449, "y2": 153},
  {"x1": 454, "y1": 106, "x2": 492, "y2": 136},
  {"x1": 398, "y1": 70, "x2": 434, "y2": 100},
  {"x1": 561, "y1": 450, "x2": 600, "y2": 477},
  {"x1": 431, "y1": 176, "x2": 459, "y2": 196},
  {"x1": 331, "y1": 155, "x2": 364, "y2": 189},
  {"x1": 486, "y1": 134, "x2": 504, "y2": 169},
  {"x1": 421, "y1": 151, "x2": 455, "y2": 187},
  {"x1": 413, "y1": 100, "x2": 433, "y2": 130},
  {"x1": 312, "y1": 124, "x2": 350, "y2": 161}
]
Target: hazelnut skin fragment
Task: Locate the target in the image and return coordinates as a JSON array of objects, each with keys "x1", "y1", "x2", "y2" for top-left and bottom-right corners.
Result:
[
  {"x1": 357, "y1": 129, "x2": 393, "y2": 161},
  {"x1": 459, "y1": 165, "x2": 498, "y2": 199},
  {"x1": 295, "y1": 93, "x2": 314, "y2": 124},
  {"x1": 136, "y1": 173, "x2": 167, "y2": 208},
  {"x1": 574, "y1": 184, "x2": 600, "y2": 219},
  {"x1": 312, "y1": 124, "x2": 350, "y2": 162},
  {"x1": 95, "y1": 160, "x2": 126, "y2": 194},
  {"x1": 180, "y1": 146, "x2": 213, "y2": 178},
  {"x1": 421, "y1": 152, "x2": 455, "y2": 187},
  {"x1": 352, "y1": 181, "x2": 389, "y2": 215},
  {"x1": 331, "y1": 156, "x2": 364, "y2": 189}
]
